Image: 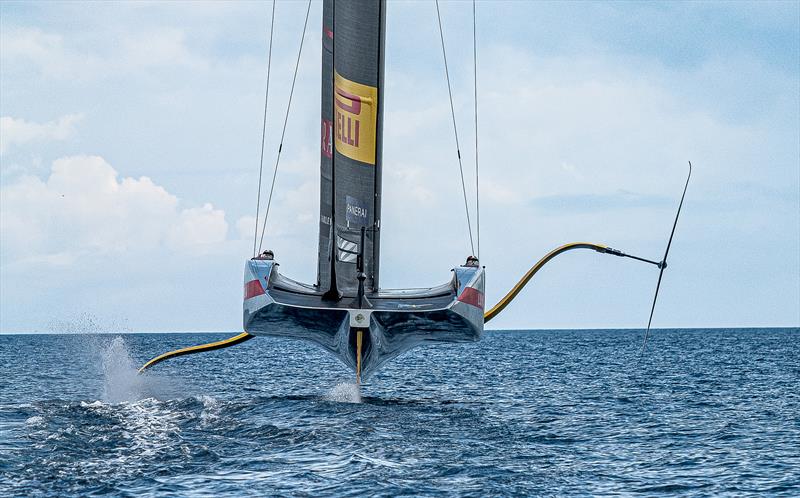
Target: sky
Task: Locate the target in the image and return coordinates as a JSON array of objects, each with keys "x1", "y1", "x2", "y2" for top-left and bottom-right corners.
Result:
[{"x1": 1, "y1": 0, "x2": 798, "y2": 333}]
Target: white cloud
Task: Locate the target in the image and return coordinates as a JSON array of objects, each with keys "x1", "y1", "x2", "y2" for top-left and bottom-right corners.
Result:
[
  {"x1": 0, "y1": 155, "x2": 229, "y2": 265},
  {"x1": 120, "y1": 29, "x2": 206, "y2": 70},
  {"x1": 166, "y1": 203, "x2": 228, "y2": 250},
  {"x1": 236, "y1": 215, "x2": 256, "y2": 241},
  {"x1": 0, "y1": 114, "x2": 83, "y2": 155},
  {"x1": 0, "y1": 26, "x2": 206, "y2": 80},
  {"x1": 0, "y1": 27, "x2": 86, "y2": 78}
]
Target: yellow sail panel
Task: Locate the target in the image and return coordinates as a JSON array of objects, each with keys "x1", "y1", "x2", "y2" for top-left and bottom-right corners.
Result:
[{"x1": 334, "y1": 70, "x2": 377, "y2": 165}]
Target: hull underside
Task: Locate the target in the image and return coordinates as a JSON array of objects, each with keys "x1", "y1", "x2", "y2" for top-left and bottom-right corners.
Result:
[{"x1": 244, "y1": 260, "x2": 484, "y2": 380}]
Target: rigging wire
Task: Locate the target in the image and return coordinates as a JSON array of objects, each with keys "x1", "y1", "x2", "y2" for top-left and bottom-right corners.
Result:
[
  {"x1": 472, "y1": 0, "x2": 480, "y2": 260},
  {"x1": 253, "y1": 0, "x2": 276, "y2": 258},
  {"x1": 435, "y1": 0, "x2": 475, "y2": 257},
  {"x1": 257, "y1": 0, "x2": 313, "y2": 255}
]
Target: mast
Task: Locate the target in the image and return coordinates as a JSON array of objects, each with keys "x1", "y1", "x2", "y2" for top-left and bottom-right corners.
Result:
[
  {"x1": 320, "y1": 0, "x2": 386, "y2": 297},
  {"x1": 317, "y1": 0, "x2": 334, "y2": 290}
]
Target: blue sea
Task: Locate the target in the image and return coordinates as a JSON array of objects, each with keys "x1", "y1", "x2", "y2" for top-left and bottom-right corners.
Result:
[{"x1": 0, "y1": 328, "x2": 798, "y2": 496}]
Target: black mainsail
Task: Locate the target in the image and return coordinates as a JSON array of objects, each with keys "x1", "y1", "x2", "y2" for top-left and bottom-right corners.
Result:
[
  {"x1": 316, "y1": 0, "x2": 334, "y2": 291},
  {"x1": 319, "y1": 0, "x2": 386, "y2": 296}
]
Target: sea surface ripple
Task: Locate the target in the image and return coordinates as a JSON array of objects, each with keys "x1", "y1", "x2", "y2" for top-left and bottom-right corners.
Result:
[{"x1": 0, "y1": 328, "x2": 798, "y2": 496}]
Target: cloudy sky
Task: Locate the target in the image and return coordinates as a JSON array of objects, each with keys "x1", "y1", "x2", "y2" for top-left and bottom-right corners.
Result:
[{"x1": 1, "y1": 1, "x2": 798, "y2": 333}]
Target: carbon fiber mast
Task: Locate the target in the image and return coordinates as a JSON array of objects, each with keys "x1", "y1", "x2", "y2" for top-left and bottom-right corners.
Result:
[
  {"x1": 318, "y1": 0, "x2": 336, "y2": 296},
  {"x1": 324, "y1": 0, "x2": 385, "y2": 298}
]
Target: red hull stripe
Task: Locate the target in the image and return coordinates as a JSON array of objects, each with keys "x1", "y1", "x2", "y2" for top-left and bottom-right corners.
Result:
[
  {"x1": 458, "y1": 287, "x2": 485, "y2": 309},
  {"x1": 244, "y1": 279, "x2": 265, "y2": 300}
]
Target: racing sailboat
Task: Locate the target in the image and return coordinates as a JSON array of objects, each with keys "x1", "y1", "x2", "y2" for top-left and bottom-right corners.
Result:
[
  {"x1": 246, "y1": 0, "x2": 484, "y2": 382},
  {"x1": 139, "y1": 0, "x2": 690, "y2": 383}
]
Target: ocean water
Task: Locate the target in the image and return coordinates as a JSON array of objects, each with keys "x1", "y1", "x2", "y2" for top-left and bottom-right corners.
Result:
[{"x1": 0, "y1": 328, "x2": 797, "y2": 496}]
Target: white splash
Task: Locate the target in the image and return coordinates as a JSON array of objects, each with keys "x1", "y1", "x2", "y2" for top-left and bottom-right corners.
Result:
[
  {"x1": 101, "y1": 336, "x2": 147, "y2": 403},
  {"x1": 199, "y1": 394, "x2": 221, "y2": 427},
  {"x1": 326, "y1": 382, "x2": 362, "y2": 403},
  {"x1": 25, "y1": 415, "x2": 45, "y2": 427}
]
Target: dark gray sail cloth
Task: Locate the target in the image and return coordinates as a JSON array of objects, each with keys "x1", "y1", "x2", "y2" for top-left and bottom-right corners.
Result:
[
  {"x1": 316, "y1": 0, "x2": 334, "y2": 291},
  {"x1": 318, "y1": 0, "x2": 386, "y2": 296}
]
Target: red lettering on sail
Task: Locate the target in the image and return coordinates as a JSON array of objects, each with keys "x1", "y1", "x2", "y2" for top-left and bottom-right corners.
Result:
[
  {"x1": 335, "y1": 108, "x2": 360, "y2": 148},
  {"x1": 333, "y1": 71, "x2": 376, "y2": 164},
  {"x1": 335, "y1": 88, "x2": 362, "y2": 114},
  {"x1": 321, "y1": 119, "x2": 332, "y2": 158}
]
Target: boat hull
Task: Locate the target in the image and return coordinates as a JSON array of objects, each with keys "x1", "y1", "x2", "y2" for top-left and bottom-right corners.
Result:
[{"x1": 243, "y1": 259, "x2": 484, "y2": 380}]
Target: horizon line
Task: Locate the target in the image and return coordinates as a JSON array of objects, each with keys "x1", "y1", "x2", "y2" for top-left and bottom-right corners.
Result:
[{"x1": 1, "y1": 326, "x2": 798, "y2": 336}]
